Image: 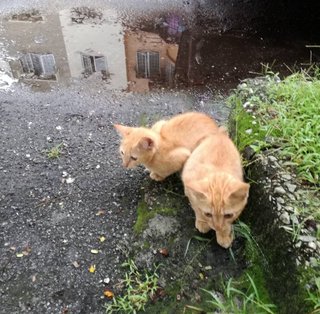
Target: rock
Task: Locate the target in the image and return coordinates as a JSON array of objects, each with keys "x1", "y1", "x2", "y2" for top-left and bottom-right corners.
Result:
[
  {"x1": 299, "y1": 235, "x2": 316, "y2": 242},
  {"x1": 308, "y1": 242, "x2": 317, "y2": 250},
  {"x1": 287, "y1": 193, "x2": 296, "y2": 201},
  {"x1": 277, "y1": 197, "x2": 285, "y2": 204},
  {"x1": 284, "y1": 182, "x2": 296, "y2": 193},
  {"x1": 143, "y1": 215, "x2": 179, "y2": 238},
  {"x1": 274, "y1": 186, "x2": 286, "y2": 195},
  {"x1": 268, "y1": 156, "x2": 277, "y2": 163},
  {"x1": 290, "y1": 214, "x2": 299, "y2": 225},
  {"x1": 282, "y1": 174, "x2": 292, "y2": 181},
  {"x1": 279, "y1": 212, "x2": 290, "y2": 224}
]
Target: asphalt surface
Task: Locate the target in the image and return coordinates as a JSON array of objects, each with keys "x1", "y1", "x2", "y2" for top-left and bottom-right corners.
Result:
[{"x1": 0, "y1": 80, "x2": 232, "y2": 313}]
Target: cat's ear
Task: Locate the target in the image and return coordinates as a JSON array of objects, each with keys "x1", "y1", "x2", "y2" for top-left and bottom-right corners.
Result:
[
  {"x1": 114, "y1": 124, "x2": 131, "y2": 137},
  {"x1": 227, "y1": 181, "x2": 250, "y2": 205},
  {"x1": 138, "y1": 137, "x2": 154, "y2": 150},
  {"x1": 185, "y1": 180, "x2": 209, "y2": 201}
]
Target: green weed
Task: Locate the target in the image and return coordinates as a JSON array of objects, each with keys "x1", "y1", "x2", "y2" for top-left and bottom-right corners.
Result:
[
  {"x1": 45, "y1": 143, "x2": 63, "y2": 159},
  {"x1": 229, "y1": 70, "x2": 320, "y2": 184},
  {"x1": 105, "y1": 259, "x2": 159, "y2": 314},
  {"x1": 203, "y1": 273, "x2": 276, "y2": 314}
]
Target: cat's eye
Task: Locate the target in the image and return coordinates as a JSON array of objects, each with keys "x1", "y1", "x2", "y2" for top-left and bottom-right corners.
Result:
[
  {"x1": 205, "y1": 213, "x2": 212, "y2": 218},
  {"x1": 224, "y1": 213, "x2": 233, "y2": 219},
  {"x1": 130, "y1": 156, "x2": 137, "y2": 161}
]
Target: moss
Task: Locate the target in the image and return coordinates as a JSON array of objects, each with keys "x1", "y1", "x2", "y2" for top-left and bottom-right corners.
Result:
[{"x1": 133, "y1": 201, "x2": 178, "y2": 234}]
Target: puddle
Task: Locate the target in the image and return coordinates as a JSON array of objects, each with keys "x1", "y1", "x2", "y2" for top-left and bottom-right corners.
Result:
[{"x1": 0, "y1": 2, "x2": 314, "y2": 93}]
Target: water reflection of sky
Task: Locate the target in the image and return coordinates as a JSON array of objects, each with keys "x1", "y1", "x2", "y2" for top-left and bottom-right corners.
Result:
[{"x1": 0, "y1": 4, "x2": 312, "y2": 93}]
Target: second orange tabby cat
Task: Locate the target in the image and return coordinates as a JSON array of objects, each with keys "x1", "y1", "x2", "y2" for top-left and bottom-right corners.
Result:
[
  {"x1": 114, "y1": 112, "x2": 219, "y2": 181},
  {"x1": 182, "y1": 127, "x2": 250, "y2": 248}
]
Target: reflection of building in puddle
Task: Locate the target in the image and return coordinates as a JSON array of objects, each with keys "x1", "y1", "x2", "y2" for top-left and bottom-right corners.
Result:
[
  {"x1": 3, "y1": 11, "x2": 71, "y2": 89},
  {"x1": 124, "y1": 30, "x2": 179, "y2": 93},
  {"x1": 1, "y1": 7, "x2": 181, "y2": 92},
  {"x1": 59, "y1": 7, "x2": 127, "y2": 90}
]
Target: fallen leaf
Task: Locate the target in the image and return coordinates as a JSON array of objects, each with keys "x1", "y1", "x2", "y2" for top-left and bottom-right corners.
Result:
[
  {"x1": 96, "y1": 209, "x2": 106, "y2": 216},
  {"x1": 159, "y1": 248, "x2": 169, "y2": 257},
  {"x1": 16, "y1": 253, "x2": 24, "y2": 258},
  {"x1": 103, "y1": 289, "x2": 114, "y2": 299},
  {"x1": 99, "y1": 236, "x2": 106, "y2": 243},
  {"x1": 199, "y1": 273, "x2": 204, "y2": 280},
  {"x1": 89, "y1": 264, "x2": 96, "y2": 273},
  {"x1": 90, "y1": 249, "x2": 99, "y2": 254}
]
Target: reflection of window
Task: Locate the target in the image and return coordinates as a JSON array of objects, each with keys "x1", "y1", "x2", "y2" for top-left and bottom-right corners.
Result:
[
  {"x1": 19, "y1": 53, "x2": 56, "y2": 77},
  {"x1": 12, "y1": 10, "x2": 43, "y2": 22},
  {"x1": 136, "y1": 51, "x2": 160, "y2": 78},
  {"x1": 81, "y1": 54, "x2": 107, "y2": 75}
]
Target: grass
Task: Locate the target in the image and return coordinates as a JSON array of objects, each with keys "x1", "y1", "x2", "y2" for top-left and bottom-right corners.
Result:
[
  {"x1": 306, "y1": 277, "x2": 320, "y2": 313},
  {"x1": 45, "y1": 143, "x2": 63, "y2": 159},
  {"x1": 229, "y1": 69, "x2": 320, "y2": 184},
  {"x1": 183, "y1": 221, "x2": 275, "y2": 314},
  {"x1": 105, "y1": 259, "x2": 160, "y2": 314},
  {"x1": 203, "y1": 273, "x2": 276, "y2": 314}
]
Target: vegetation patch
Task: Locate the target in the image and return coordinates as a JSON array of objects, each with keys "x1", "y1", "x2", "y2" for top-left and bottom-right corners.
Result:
[
  {"x1": 229, "y1": 69, "x2": 320, "y2": 184},
  {"x1": 228, "y1": 68, "x2": 320, "y2": 313},
  {"x1": 133, "y1": 200, "x2": 178, "y2": 234},
  {"x1": 105, "y1": 259, "x2": 160, "y2": 313}
]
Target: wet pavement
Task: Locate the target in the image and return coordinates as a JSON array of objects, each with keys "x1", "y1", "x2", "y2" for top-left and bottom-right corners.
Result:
[{"x1": 0, "y1": 1, "x2": 317, "y2": 313}]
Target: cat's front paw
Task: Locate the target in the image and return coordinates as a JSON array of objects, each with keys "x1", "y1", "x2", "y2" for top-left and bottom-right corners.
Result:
[
  {"x1": 216, "y1": 232, "x2": 233, "y2": 248},
  {"x1": 150, "y1": 172, "x2": 165, "y2": 181},
  {"x1": 195, "y1": 220, "x2": 211, "y2": 233}
]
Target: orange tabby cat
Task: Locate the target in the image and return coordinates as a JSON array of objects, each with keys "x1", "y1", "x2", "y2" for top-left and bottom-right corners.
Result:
[
  {"x1": 114, "y1": 112, "x2": 219, "y2": 181},
  {"x1": 182, "y1": 128, "x2": 250, "y2": 248}
]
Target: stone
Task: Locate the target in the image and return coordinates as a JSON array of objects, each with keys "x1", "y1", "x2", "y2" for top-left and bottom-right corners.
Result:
[
  {"x1": 284, "y1": 182, "x2": 296, "y2": 193},
  {"x1": 143, "y1": 215, "x2": 179, "y2": 238},
  {"x1": 295, "y1": 241, "x2": 302, "y2": 248},
  {"x1": 277, "y1": 197, "x2": 285, "y2": 204},
  {"x1": 287, "y1": 193, "x2": 296, "y2": 201},
  {"x1": 308, "y1": 242, "x2": 317, "y2": 250},
  {"x1": 290, "y1": 214, "x2": 299, "y2": 225},
  {"x1": 279, "y1": 212, "x2": 290, "y2": 224},
  {"x1": 285, "y1": 206, "x2": 294, "y2": 212},
  {"x1": 274, "y1": 186, "x2": 286, "y2": 195},
  {"x1": 282, "y1": 174, "x2": 292, "y2": 181},
  {"x1": 268, "y1": 155, "x2": 277, "y2": 163},
  {"x1": 299, "y1": 235, "x2": 316, "y2": 242}
]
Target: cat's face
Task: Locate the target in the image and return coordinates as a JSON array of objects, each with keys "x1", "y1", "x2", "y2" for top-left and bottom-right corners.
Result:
[
  {"x1": 186, "y1": 174, "x2": 249, "y2": 247},
  {"x1": 114, "y1": 124, "x2": 155, "y2": 168}
]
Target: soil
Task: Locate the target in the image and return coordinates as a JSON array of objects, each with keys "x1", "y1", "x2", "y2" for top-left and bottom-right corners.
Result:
[{"x1": 0, "y1": 81, "x2": 238, "y2": 314}]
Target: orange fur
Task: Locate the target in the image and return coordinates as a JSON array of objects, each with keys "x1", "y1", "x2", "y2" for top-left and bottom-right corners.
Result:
[
  {"x1": 114, "y1": 112, "x2": 219, "y2": 181},
  {"x1": 182, "y1": 128, "x2": 250, "y2": 248}
]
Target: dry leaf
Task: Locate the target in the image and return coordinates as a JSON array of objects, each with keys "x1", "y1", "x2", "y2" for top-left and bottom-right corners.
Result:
[
  {"x1": 89, "y1": 264, "x2": 96, "y2": 273},
  {"x1": 103, "y1": 289, "x2": 114, "y2": 299},
  {"x1": 159, "y1": 248, "x2": 169, "y2": 257},
  {"x1": 96, "y1": 209, "x2": 106, "y2": 216},
  {"x1": 90, "y1": 249, "x2": 99, "y2": 254},
  {"x1": 99, "y1": 236, "x2": 106, "y2": 242}
]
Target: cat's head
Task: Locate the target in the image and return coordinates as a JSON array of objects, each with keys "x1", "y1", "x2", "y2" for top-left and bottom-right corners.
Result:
[
  {"x1": 114, "y1": 124, "x2": 156, "y2": 168},
  {"x1": 185, "y1": 173, "x2": 249, "y2": 248}
]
